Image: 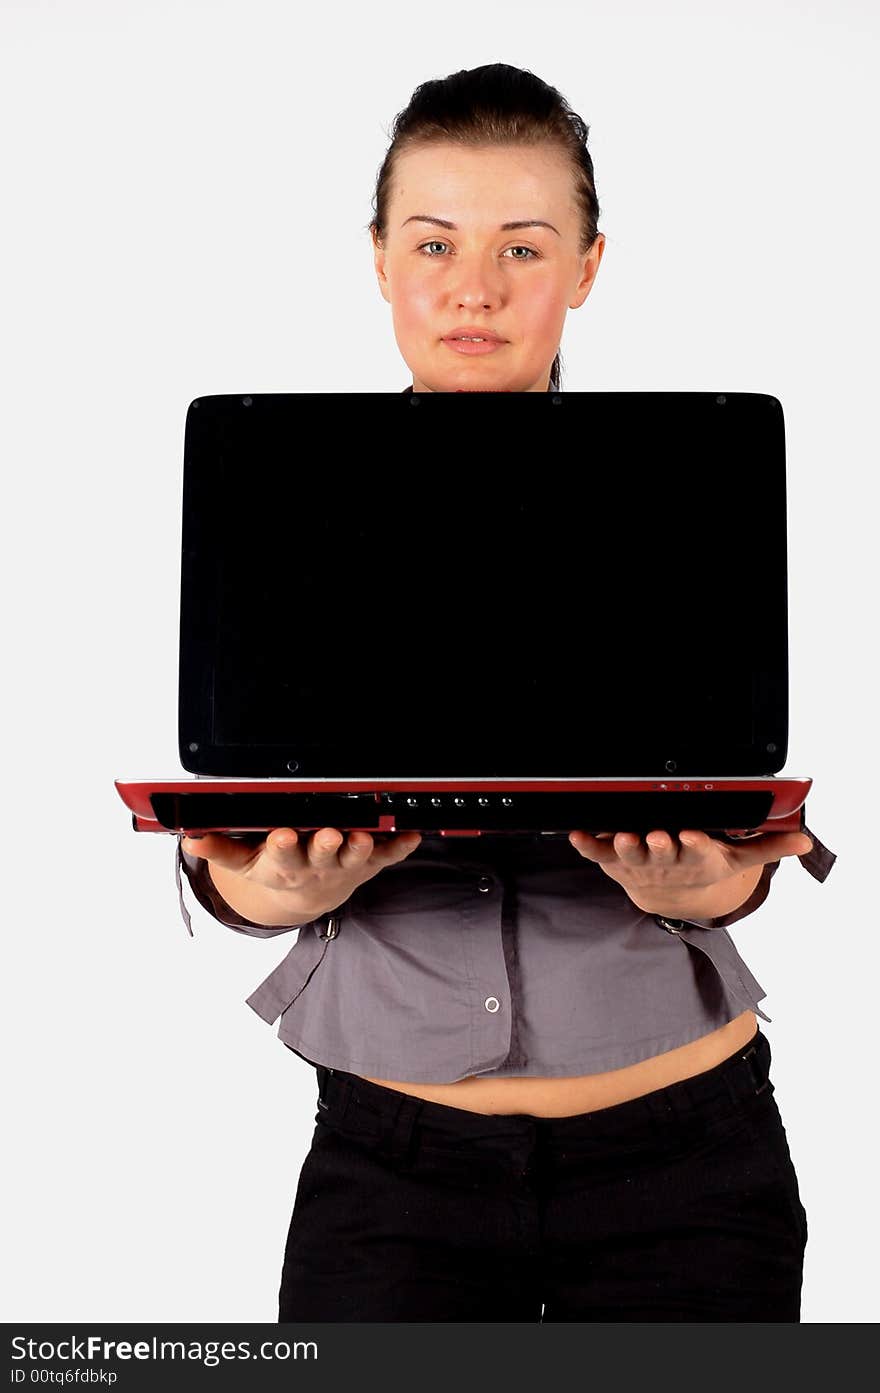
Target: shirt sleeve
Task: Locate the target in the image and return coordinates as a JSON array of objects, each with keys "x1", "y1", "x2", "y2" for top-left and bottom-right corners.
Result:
[
  {"x1": 656, "y1": 823, "x2": 837, "y2": 933},
  {"x1": 174, "y1": 836, "x2": 319, "y2": 939}
]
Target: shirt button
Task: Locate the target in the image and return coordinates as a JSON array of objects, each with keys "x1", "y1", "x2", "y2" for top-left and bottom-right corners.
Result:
[
  {"x1": 484, "y1": 997, "x2": 501, "y2": 1013},
  {"x1": 477, "y1": 876, "x2": 493, "y2": 893},
  {"x1": 657, "y1": 916, "x2": 686, "y2": 934}
]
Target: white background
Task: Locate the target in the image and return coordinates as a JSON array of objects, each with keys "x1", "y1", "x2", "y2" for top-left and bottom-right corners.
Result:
[{"x1": 1, "y1": 0, "x2": 876, "y2": 1324}]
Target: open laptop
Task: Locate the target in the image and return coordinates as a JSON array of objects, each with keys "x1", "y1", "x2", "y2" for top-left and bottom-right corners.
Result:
[{"x1": 116, "y1": 389, "x2": 814, "y2": 842}]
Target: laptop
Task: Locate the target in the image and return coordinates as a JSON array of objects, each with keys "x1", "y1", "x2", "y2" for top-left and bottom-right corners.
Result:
[{"x1": 115, "y1": 390, "x2": 814, "y2": 842}]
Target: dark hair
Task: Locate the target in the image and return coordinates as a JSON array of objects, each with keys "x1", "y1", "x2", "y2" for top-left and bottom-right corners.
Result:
[{"x1": 368, "y1": 63, "x2": 601, "y2": 391}]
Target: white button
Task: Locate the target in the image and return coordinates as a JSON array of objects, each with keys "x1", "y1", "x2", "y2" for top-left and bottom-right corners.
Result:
[
  {"x1": 477, "y1": 876, "x2": 493, "y2": 892},
  {"x1": 484, "y1": 996, "x2": 500, "y2": 1013}
]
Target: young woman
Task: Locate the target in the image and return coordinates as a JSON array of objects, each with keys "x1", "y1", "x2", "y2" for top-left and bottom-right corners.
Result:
[{"x1": 177, "y1": 63, "x2": 836, "y2": 1322}]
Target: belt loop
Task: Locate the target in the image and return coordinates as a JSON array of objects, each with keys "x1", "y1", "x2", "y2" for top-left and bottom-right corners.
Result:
[
  {"x1": 317, "y1": 1068, "x2": 352, "y2": 1122},
  {"x1": 315, "y1": 1064, "x2": 330, "y2": 1110},
  {"x1": 741, "y1": 1041, "x2": 770, "y2": 1096}
]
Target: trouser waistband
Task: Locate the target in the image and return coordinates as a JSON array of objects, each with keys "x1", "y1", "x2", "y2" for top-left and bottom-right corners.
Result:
[{"x1": 309, "y1": 1030, "x2": 773, "y2": 1168}]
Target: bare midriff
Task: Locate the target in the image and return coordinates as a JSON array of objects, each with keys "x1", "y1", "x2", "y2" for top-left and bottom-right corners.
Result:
[{"x1": 358, "y1": 1010, "x2": 758, "y2": 1117}]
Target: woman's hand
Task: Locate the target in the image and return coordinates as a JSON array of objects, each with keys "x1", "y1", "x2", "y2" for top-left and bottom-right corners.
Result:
[
  {"x1": 568, "y1": 827, "x2": 813, "y2": 898},
  {"x1": 180, "y1": 827, "x2": 423, "y2": 921}
]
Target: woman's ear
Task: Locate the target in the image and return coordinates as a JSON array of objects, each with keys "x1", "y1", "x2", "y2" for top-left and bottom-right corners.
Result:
[
  {"x1": 372, "y1": 227, "x2": 391, "y2": 304},
  {"x1": 571, "y1": 232, "x2": 605, "y2": 310}
]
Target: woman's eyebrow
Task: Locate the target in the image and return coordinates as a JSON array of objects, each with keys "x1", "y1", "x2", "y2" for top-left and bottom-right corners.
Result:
[{"x1": 401, "y1": 214, "x2": 560, "y2": 235}]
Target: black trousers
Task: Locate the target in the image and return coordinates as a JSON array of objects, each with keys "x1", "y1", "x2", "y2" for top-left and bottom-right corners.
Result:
[{"x1": 278, "y1": 1029, "x2": 807, "y2": 1322}]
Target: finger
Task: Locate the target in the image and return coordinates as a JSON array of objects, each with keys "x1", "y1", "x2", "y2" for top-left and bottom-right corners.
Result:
[
  {"x1": 614, "y1": 832, "x2": 646, "y2": 860},
  {"x1": 678, "y1": 829, "x2": 708, "y2": 850},
  {"x1": 266, "y1": 828, "x2": 378, "y2": 875},
  {"x1": 371, "y1": 831, "x2": 423, "y2": 861},
  {"x1": 180, "y1": 832, "x2": 263, "y2": 870},
  {"x1": 673, "y1": 829, "x2": 812, "y2": 859},
  {"x1": 645, "y1": 830, "x2": 679, "y2": 860},
  {"x1": 338, "y1": 830, "x2": 377, "y2": 864},
  {"x1": 743, "y1": 831, "x2": 814, "y2": 861},
  {"x1": 306, "y1": 828, "x2": 348, "y2": 867},
  {"x1": 303, "y1": 828, "x2": 421, "y2": 868},
  {"x1": 263, "y1": 827, "x2": 311, "y2": 871},
  {"x1": 569, "y1": 832, "x2": 624, "y2": 864},
  {"x1": 662, "y1": 827, "x2": 811, "y2": 869}
]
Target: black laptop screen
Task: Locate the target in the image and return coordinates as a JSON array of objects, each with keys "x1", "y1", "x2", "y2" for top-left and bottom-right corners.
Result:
[{"x1": 178, "y1": 392, "x2": 788, "y2": 776}]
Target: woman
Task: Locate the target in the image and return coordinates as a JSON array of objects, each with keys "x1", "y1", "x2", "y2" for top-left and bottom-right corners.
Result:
[{"x1": 177, "y1": 63, "x2": 836, "y2": 1322}]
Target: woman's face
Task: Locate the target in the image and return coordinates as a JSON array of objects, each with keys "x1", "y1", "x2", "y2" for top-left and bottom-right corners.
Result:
[{"x1": 373, "y1": 142, "x2": 604, "y2": 393}]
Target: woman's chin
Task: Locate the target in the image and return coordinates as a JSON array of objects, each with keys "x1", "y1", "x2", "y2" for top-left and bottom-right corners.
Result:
[{"x1": 411, "y1": 365, "x2": 521, "y2": 394}]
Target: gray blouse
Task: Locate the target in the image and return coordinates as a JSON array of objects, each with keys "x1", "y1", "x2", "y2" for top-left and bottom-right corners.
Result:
[
  {"x1": 172, "y1": 377, "x2": 837, "y2": 1082},
  {"x1": 174, "y1": 827, "x2": 836, "y2": 1082}
]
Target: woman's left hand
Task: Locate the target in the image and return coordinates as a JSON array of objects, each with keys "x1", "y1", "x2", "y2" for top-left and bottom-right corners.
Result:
[{"x1": 568, "y1": 827, "x2": 813, "y2": 895}]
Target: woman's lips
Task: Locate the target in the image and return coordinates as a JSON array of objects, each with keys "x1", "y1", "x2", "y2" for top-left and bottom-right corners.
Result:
[{"x1": 442, "y1": 337, "x2": 507, "y2": 355}]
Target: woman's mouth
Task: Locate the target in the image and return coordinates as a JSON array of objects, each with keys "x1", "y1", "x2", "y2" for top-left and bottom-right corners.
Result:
[{"x1": 442, "y1": 336, "x2": 507, "y2": 356}]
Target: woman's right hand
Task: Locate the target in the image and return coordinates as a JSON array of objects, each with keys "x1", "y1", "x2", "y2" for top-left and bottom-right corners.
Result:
[{"x1": 179, "y1": 827, "x2": 423, "y2": 920}]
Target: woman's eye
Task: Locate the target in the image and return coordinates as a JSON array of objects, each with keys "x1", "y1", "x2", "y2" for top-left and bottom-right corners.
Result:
[{"x1": 417, "y1": 241, "x2": 537, "y2": 260}]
